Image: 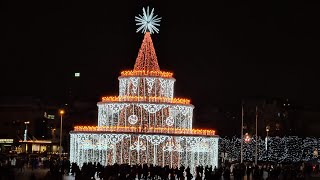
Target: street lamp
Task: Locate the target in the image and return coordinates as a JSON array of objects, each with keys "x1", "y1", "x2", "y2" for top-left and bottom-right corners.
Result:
[
  {"x1": 24, "y1": 121, "x2": 30, "y2": 141},
  {"x1": 244, "y1": 133, "x2": 251, "y2": 143},
  {"x1": 266, "y1": 125, "x2": 270, "y2": 161},
  {"x1": 265, "y1": 125, "x2": 270, "y2": 149},
  {"x1": 59, "y1": 110, "x2": 65, "y2": 159}
]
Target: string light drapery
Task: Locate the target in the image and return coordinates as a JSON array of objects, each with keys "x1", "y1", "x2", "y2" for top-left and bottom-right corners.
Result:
[
  {"x1": 70, "y1": 10, "x2": 218, "y2": 172},
  {"x1": 70, "y1": 133, "x2": 218, "y2": 169},
  {"x1": 219, "y1": 136, "x2": 320, "y2": 163}
]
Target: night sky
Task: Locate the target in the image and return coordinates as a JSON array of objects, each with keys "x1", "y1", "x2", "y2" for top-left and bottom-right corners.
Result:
[{"x1": 2, "y1": 1, "x2": 320, "y2": 134}]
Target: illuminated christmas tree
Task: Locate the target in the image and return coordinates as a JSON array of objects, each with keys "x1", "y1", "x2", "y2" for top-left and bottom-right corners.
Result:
[{"x1": 69, "y1": 7, "x2": 219, "y2": 170}]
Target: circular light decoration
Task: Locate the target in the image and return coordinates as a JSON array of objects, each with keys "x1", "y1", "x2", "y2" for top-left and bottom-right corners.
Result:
[
  {"x1": 128, "y1": 115, "x2": 138, "y2": 125},
  {"x1": 165, "y1": 116, "x2": 174, "y2": 126}
]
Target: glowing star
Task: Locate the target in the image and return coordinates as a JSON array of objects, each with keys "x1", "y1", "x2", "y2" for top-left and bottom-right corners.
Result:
[{"x1": 135, "y1": 6, "x2": 161, "y2": 34}]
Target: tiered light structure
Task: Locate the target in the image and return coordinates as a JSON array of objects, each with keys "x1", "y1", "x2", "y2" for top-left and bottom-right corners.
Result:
[{"x1": 69, "y1": 7, "x2": 219, "y2": 170}]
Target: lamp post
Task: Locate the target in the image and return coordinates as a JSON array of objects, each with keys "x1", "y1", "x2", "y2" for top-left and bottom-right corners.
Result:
[
  {"x1": 24, "y1": 121, "x2": 30, "y2": 153},
  {"x1": 266, "y1": 125, "x2": 270, "y2": 161},
  {"x1": 59, "y1": 110, "x2": 64, "y2": 159},
  {"x1": 24, "y1": 121, "x2": 30, "y2": 141}
]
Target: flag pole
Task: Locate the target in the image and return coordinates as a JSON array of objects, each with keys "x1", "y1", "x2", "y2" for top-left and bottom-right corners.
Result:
[
  {"x1": 255, "y1": 105, "x2": 258, "y2": 165},
  {"x1": 240, "y1": 104, "x2": 244, "y2": 163}
]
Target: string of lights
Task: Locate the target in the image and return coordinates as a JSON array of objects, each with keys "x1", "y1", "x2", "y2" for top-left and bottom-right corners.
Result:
[
  {"x1": 101, "y1": 96, "x2": 191, "y2": 104},
  {"x1": 73, "y1": 126, "x2": 215, "y2": 136},
  {"x1": 219, "y1": 136, "x2": 320, "y2": 162},
  {"x1": 121, "y1": 70, "x2": 173, "y2": 78}
]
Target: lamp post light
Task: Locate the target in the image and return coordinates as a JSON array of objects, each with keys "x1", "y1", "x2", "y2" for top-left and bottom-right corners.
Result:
[
  {"x1": 59, "y1": 110, "x2": 65, "y2": 159},
  {"x1": 244, "y1": 133, "x2": 251, "y2": 143},
  {"x1": 243, "y1": 132, "x2": 251, "y2": 162}
]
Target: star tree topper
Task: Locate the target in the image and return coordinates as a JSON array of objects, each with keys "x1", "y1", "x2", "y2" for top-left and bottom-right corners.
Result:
[{"x1": 135, "y1": 6, "x2": 162, "y2": 34}]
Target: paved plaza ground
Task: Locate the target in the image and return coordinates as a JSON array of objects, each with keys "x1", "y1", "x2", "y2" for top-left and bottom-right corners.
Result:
[
  {"x1": 6, "y1": 167, "x2": 320, "y2": 180},
  {"x1": 13, "y1": 168, "x2": 74, "y2": 180}
]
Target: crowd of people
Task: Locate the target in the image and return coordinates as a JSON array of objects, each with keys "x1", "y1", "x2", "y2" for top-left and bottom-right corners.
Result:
[
  {"x1": 0, "y1": 155, "x2": 52, "y2": 179},
  {"x1": 0, "y1": 155, "x2": 319, "y2": 180},
  {"x1": 46, "y1": 159, "x2": 319, "y2": 180},
  {"x1": 221, "y1": 161, "x2": 317, "y2": 180},
  {"x1": 49, "y1": 160, "x2": 201, "y2": 180}
]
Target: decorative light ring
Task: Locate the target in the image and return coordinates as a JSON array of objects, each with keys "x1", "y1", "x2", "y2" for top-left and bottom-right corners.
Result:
[
  {"x1": 109, "y1": 134, "x2": 123, "y2": 144},
  {"x1": 165, "y1": 116, "x2": 174, "y2": 126},
  {"x1": 109, "y1": 104, "x2": 122, "y2": 113},
  {"x1": 128, "y1": 114, "x2": 138, "y2": 125}
]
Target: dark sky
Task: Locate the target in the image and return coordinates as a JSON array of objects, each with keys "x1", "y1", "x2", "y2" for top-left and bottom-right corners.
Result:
[{"x1": 1, "y1": 1, "x2": 320, "y2": 133}]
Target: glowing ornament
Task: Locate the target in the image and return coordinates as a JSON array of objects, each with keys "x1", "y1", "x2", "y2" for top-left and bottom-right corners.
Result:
[
  {"x1": 165, "y1": 116, "x2": 174, "y2": 126},
  {"x1": 163, "y1": 139, "x2": 175, "y2": 152},
  {"x1": 128, "y1": 115, "x2": 138, "y2": 125},
  {"x1": 130, "y1": 140, "x2": 146, "y2": 151}
]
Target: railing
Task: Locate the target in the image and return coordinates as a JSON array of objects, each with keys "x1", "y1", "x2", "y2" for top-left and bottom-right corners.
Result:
[{"x1": 73, "y1": 126, "x2": 216, "y2": 136}]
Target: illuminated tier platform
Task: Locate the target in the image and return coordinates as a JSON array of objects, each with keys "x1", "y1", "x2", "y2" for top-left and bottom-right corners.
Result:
[
  {"x1": 70, "y1": 7, "x2": 218, "y2": 170},
  {"x1": 70, "y1": 126, "x2": 218, "y2": 168}
]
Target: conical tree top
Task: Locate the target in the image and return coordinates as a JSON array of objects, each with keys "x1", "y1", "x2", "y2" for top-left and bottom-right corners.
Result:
[{"x1": 134, "y1": 32, "x2": 160, "y2": 71}]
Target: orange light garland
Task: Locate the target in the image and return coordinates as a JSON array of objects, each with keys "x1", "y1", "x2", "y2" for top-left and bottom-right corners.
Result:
[
  {"x1": 101, "y1": 96, "x2": 191, "y2": 104},
  {"x1": 121, "y1": 70, "x2": 173, "y2": 78},
  {"x1": 73, "y1": 126, "x2": 215, "y2": 136}
]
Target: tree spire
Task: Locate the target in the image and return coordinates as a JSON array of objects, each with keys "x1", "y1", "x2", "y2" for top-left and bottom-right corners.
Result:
[{"x1": 133, "y1": 32, "x2": 160, "y2": 71}]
